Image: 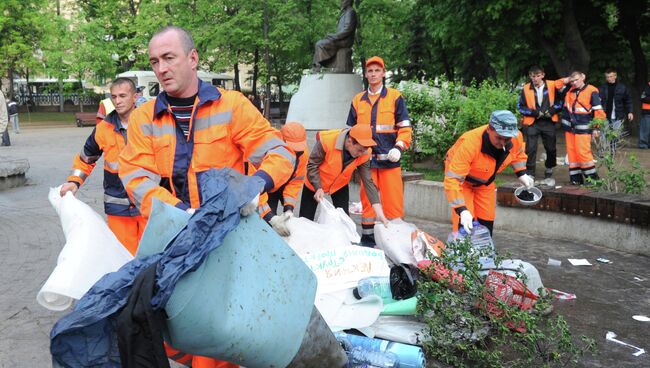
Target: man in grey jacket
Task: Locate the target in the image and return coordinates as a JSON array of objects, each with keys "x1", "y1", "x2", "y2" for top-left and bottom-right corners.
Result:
[{"x1": 0, "y1": 90, "x2": 9, "y2": 147}]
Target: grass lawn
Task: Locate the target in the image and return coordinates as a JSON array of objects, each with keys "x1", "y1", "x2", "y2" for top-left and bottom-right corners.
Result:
[{"x1": 18, "y1": 112, "x2": 76, "y2": 125}]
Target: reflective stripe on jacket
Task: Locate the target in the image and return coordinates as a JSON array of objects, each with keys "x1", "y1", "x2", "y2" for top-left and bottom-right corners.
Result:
[
  {"x1": 561, "y1": 84, "x2": 606, "y2": 134},
  {"x1": 444, "y1": 125, "x2": 527, "y2": 212},
  {"x1": 518, "y1": 80, "x2": 564, "y2": 125},
  {"x1": 305, "y1": 128, "x2": 370, "y2": 194},
  {"x1": 118, "y1": 80, "x2": 295, "y2": 218},
  {"x1": 346, "y1": 87, "x2": 411, "y2": 169},
  {"x1": 67, "y1": 110, "x2": 139, "y2": 217}
]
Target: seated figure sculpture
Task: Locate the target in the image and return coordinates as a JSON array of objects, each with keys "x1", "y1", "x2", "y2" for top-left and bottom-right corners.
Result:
[{"x1": 312, "y1": 0, "x2": 357, "y2": 73}]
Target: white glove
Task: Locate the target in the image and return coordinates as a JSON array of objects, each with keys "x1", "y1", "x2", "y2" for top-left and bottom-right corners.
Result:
[
  {"x1": 387, "y1": 148, "x2": 401, "y2": 162},
  {"x1": 269, "y1": 211, "x2": 292, "y2": 237},
  {"x1": 186, "y1": 208, "x2": 196, "y2": 215},
  {"x1": 240, "y1": 193, "x2": 260, "y2": 217},
  {"x1": 460, "y1": 210, "x2": 474, "y2": 234},
  {"x1": 518, "y1": 174, "x2": 534, "y2": 189}
]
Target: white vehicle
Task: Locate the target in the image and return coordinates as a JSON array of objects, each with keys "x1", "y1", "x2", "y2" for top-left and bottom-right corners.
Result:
[{"x1": 116, "y1": 70, "x2": 234, "y2": 99}]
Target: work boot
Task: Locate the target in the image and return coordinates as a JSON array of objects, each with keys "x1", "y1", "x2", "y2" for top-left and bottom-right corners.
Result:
[
  {"x1": 544, "y1": 168, "x2": 553, "y2": 179},
  {"x1": 359, "y1": 234, "x2": 376, "y2": 248}
]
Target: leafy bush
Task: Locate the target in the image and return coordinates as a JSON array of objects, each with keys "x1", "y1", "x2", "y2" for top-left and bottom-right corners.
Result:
[
  {"x1": 400, "y1": 80, "x2": 519, "y2": 164},
  {"x1": 417, "y1": 237, "x2": 596, "y2": 367}
]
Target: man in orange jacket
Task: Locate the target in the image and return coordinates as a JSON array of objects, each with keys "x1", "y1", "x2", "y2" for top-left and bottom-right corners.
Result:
[
  {"x1": 346, "y1": 56, "x2": 411, "y2": 246},
  {"x1": 118, "y1": 26, "x2": 294, "y2": 368},
  {"x1": 444, "y1": 110, "x2": 532, "y2": 235},
  {"x1": 300, "y1": 124, "x2": 389, "y2": 231},
  {"x1": 261, "y1": 121, "x2": 309, "y2": 236},
  {"x1": 59, "y1": 78, "x2": 145, "y2": 255},
  {"x1": 558, "y1": 71, "x2": 605, "y2": 185},
  {"x1": 517, "y1": 65, "x2": 565, "y2": 179}
]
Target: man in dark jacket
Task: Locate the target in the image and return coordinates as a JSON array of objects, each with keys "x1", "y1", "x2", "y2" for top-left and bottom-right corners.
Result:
[
  {"x1": 640, "y1": 81, "x2": 650, "y2": 149},
  {"x1": 598, "y1": 68, "x2": 633, "y2": 153}
]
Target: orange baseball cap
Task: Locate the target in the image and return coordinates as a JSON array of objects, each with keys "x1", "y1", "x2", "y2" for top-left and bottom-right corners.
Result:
[
  {"x1": 280, "y1": 121, "x2": 307, "y2": 152},
  {"x1": 365, "y1": 56, "x2": 385, "y2": 69},
  {"x1": 349, "y1": 124, "x2": 376, "y2": 147}
]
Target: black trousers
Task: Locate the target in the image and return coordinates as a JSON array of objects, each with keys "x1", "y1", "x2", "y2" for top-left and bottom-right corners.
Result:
[
  {"x1": 524, "y1": 119, "x2": 556, "y2": 175},
  {"x1": 1, "y1": 126, "x2": 10, "y2": 146},
  {"x1": 299, "y1": 184, "x2": 349, "y2": 221}
]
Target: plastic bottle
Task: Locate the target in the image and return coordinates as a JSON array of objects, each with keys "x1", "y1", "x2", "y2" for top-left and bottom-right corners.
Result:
[
  {"x1": 348, "y1": 346, "x2": 399, "y2": 367},
  {"x1": 334, "y1": 332, "x2": 426, "y2": 368},
  {"x1": 446, "y1": 221, "x2": 496, "y2": 269},
  {"x1": 352, "y1": 276, "x2": 393, "y2": 300}
]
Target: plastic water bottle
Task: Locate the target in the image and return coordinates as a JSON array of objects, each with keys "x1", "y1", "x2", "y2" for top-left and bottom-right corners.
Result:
[
  {"x1": 353, "y1": 276, "x2": 392, "y2": 300},
  {"x1": 348, "y1": 346, "x2": 399, "y2": 368},
  {"x1": 447, "y1": 221, "x2": 496, "y2": 269}
]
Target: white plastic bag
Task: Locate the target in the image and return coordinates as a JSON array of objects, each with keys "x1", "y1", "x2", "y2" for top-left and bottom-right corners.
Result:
[
  {"x1": 284, "y1": 217, "x2": 352, "y2": 256},
  {"x1": 315, "y1": 199, "x2": 360, "y2": 244},
  {"x1": 374, "y1": 219, "x2": 418, "y2": 266},
  {"x1": 38, "y1": 187, "x2": 134, "y2": 311}
]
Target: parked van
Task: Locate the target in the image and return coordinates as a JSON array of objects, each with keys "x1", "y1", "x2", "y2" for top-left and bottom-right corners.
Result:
[{"x1": 116, "y1": 70, "x2": 234, "y2": 99}]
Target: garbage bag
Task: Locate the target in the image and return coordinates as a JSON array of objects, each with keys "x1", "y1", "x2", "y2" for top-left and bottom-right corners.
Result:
[
  {"x1": 285, "y1": 217, "x2": 352, "y2": 255},
  {"x1": 315, "y1": 199, "x2": 360, "y2": 244}
]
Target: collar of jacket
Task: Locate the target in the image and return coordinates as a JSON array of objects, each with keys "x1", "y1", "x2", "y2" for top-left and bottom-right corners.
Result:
[
  {"x1": 480, "y1": 129, "x2": 513, "y2": 157},
  {"x1": 153, "y1": 79, "x2": 222, "y2": 117},
  {"x1": 360, "y1": 86, "x2": 388, "y2": 103},
  {"x1": 335, "y1": 128, "x2": 351, "y2": 150},
  {"x1": 105, "y1": 110, "x2": 125, "y2": 132}
]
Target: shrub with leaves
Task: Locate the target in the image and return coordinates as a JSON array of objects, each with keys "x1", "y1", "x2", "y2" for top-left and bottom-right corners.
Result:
[
  {"x1": 400, "y1": 80, "x2": 519, "y2": 164},
  {"x1": 417, "y1": 236, "x2": 596, "y2": 367}
]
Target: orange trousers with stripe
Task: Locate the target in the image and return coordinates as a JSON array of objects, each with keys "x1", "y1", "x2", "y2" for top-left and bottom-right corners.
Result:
[
  {"x1": 565, "y1": 132, "x2": 595, "y2": 172},
  {"x1": 107, "y1": 214, "x2": 147, "y2": 256},
  {"x1": 450, "y1": 182, "x2": 496, "y2": 232},
  {"x1": 165, "y1": 344, "x2": 239, "y2": 367},
  {"x1": 360, "y1": 167, "x2": 404, "y2": 231}
]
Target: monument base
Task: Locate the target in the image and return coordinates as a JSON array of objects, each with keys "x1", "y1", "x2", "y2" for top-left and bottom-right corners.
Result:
[{"x1": 286, "y1": 73, "x2": 362, "y2": 131}]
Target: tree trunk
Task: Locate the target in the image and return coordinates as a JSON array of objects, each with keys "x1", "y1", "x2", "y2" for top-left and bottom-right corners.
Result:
[
  {"x1": 233, "y1": 63, "x2": 241, "y2": 91},
  {"x1": 263, "y1": 0, "x2": 271, "y2": 120},
  {"x1": 26, "y1": 68, "x2": 33, "y2": 112},
  {"x1": 252, "y1": 48, "x2": 259, "y2": 97},
  {"x1": 618, "y1": 0, "x2": 648, "y2": 95},
  {"x1": 7, "y1": 67, "x2": 14, "y2": 100},
  {"x1": 562, "y1": 0, "x2": 590, "y2": 73},
  {"x1": 79, "y1": 72, "x2": 84, "y2": 113},
  {"x1": 277, "y1": 73, "x2": 284, "y2": 105}
]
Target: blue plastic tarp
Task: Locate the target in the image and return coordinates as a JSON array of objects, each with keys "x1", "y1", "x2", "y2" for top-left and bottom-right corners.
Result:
[{"x1": 50, "y1": 168, "x2": 264, "y2": 367}]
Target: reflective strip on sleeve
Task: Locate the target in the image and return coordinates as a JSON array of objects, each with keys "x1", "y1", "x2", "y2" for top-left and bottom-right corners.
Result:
[
  {"x1": 574, "y1": 124, "x2": 590, "y2": 130},
  {"x1": 131, "y1": 180, "x2": 158, "y2": 209},
  {"x1": 449, "y1": 198, "x2": 465, "y2": 207},
  {"x1": 375, "y1": 124, "x2": 396, "y2": 132},
  {"x1": 396, "y1": 120, "x2": 411, "y2": 128},
  {"x1": 141, "y1": 123, "x2": 176, "y2": 137},
  {"x1": 258, "y1": 203, "x2": 271, "y2": 214},
  {"x1": 80, "y1": 150, "x2": 100, "y2": 164},
  {"x1": 104, "y1": 194, "x2": 131, "y2": 206},
  {"x1": 591, "y1": 105, "x2": 603, "y2": 110},
  {"x1": 374, "y1": 154, "x2": 389, "y2": 161},
  {"x1": 511, "y1": 161, "x2": 526, "y2": 169},
  {"x1": 445, "y1": 170, "x2": 465, "y2": 182},
  {"x1": 105, "y1": 161, "x2": 119, "y2": 171},
  {"x1": 71, "y1": 169, "x2": 88, "y2": 180},
  {"x1": 267, "y1": 146, "x2": 296, "y2": 165},
  {"x1": 574, "y1": 107, "x2": 589, "y2": 113},
  {"x1": 248, "y1": 137, "x2": 287, "y2": 165},
  {"x1": 121, "y1": 168, "x2": 162, "y2": 186},
  {"x1": 193, "y1": 111, "x2": 232, "y2": 132},
  {"x1": 561, "y1": 119, "x2": 572, "y2": 128},
  {"x1": 283, "y1": 197, "x2": 297, "y2": 206}
]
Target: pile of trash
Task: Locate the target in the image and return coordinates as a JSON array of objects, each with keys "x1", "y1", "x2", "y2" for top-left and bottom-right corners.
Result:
[{"x1": 39, "y1": 171, "x2": 548, "y2": 368}]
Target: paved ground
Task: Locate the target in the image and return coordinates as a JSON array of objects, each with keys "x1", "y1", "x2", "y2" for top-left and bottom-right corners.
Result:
[{"x1": 0, "y1": 125, "x2": 648, "y2": 367}]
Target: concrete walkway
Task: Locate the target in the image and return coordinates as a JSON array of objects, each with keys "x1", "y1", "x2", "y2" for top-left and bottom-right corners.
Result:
[{"x1": 0, "y1": 126, "x2": 648, "y2": 367}]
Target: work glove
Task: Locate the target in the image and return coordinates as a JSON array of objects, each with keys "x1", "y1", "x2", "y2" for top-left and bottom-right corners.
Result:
[
  {"x1": 269, "y1": 211, "x2": 292, "y2": 237},
  {"x1": 186, "y1": 208, "x2": 196, "y2": 215},
  {"x1": 387, "y1": 148, "x2": 401, "y2": 162},
  {"x1": 240, "y1": 193, "x2": 260, "y2": 217},
  {"x1": 518, "y1": 174, "x2": 534, "y2": 189},
  {"x1": 460, "y1": 210, "x2": 474, "y2": 234}
]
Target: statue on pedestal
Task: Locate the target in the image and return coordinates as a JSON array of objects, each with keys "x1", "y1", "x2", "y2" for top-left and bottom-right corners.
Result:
[{"x1": 311, "y1": 0, "x2": 357, "y2": 73}]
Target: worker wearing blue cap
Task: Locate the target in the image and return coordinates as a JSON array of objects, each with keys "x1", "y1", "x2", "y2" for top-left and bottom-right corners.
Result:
[{"x1": 443, "y1": 110, "x2": 532, "y2": 235}]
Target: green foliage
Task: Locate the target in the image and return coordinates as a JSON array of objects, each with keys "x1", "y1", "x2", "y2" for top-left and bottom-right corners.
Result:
[
  {"x1": 587, "y1": 124, "x2": 649, "y2": 194},
  {"x1": 417, "y1": 237, "x2": 597, "y2": 367},
  {"x1": 400, "y1": 80, "x2": 518, "y2": 164}
]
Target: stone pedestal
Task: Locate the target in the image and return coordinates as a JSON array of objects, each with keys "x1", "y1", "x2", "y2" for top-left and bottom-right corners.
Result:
[{"x1": 286, "y1": 73, "x2": 362, "y2": 131}]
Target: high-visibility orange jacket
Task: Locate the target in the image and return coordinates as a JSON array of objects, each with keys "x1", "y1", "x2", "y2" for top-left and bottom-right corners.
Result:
[
  {"x1": 305, "y1": 128, "x2": 371, "y2": 194},
  {"x1": 444, "y1": 125, "x2": 527, "y2": 214},
  {"x1": 118, "y1": 80, "x2": 295, "y2": 218},
  {"x1": 96, "y1": 98, "x2": 115, "y2": 125},
  {"x1": 346, "y1": 87, "x2": 412, "y2": 169},
  {"x1": 517, "y1": 79, "x2": 565, "y2": 125},
  {"x1": 641, "y1": 82, "x2": 650, "y2": 113},
  {"x1": 560, "y1": 84, "x2": 606, "y2": 134},
  {"x1": 282, "y1": 149, "x2": 308, "y2": 210},
  {"x1": 67, "y1": 110, "x2": 139, "y2": 217}
]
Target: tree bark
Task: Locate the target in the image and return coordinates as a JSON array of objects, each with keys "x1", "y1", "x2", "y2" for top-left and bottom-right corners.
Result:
[
  {"x1": 233, "y1": 62, "x2": 241, "y2": 91},
  {"x1": 617, "y1": 0, "x2": 648, "y2": 95},
  {"x1": 252, "y1": 48, "x2": 259, "y2": 97},
  {"x1": 562, "y1": 0, "x2": 590, "y2": 73},
  {"x1": 263, "y1": 0, "x2": 271, "y2": 119}
]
